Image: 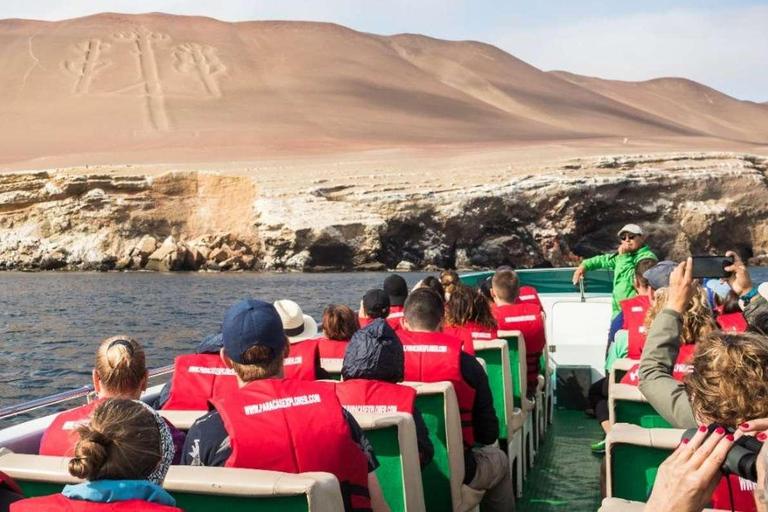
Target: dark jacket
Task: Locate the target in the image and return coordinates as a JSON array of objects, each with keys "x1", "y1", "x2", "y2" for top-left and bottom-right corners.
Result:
[{"x1": 343, "y1": 319, "x2": 435, "y2": 468}]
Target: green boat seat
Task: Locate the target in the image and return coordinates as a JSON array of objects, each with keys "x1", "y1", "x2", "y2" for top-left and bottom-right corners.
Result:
[
  {"x1": 606, "y1": 423, "x2": 682, "y2": 502},
  {"x1": 608, "y1": 383, "x2": 672, "y2": 429},
  {"x1": 472, "y1": 338, "x2": 524, "y2": 498},
  {"x1": 402, "y1": 381, "x2": 485, "y2": 512},
  {"x1": 497, "y1": 330, "x2": 536, "y2": 471},
  {"x1": 348, "y1": 411, "x2": 426, "y2": 512},
  {"x1": 0, "y1": 451, "x2": 344, "y2": 511},
  {"x1": 599, "y1": 497, "x2": 724, "y2": 512}
]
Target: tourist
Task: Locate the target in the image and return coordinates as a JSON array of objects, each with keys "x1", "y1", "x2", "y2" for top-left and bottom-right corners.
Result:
[
  {"x1": 639, "y1": 254, "x2": 768, "y2": 510},
  {"x1": 612, "y1": 258, "x2": 660, "y2": 358},
  {"x1": 440, "y1": 269, "x2": 460, "y2": 300},
  {"x1": 14, "y1": 399, "x2": 181, "y2": 511},
  {"x1": 273, "y1": 299, "x2": 330, "y2": 380},
  {"x1": 571, "y1": 223, "x2": 658, "y2": 317},
  {"x1": 414, "y1": 276, "x2": 445, "y2": 303},
  {"x1": 316, "y1": 304, "x2": 359, "y2": 364},
  {"x1": 39, "y1": 337, "x2": 185, "y2": 463},
  {"x1": 337, "y1": 318, "x2": 434, "y2": 467},
  {"x1": 181, "y1": 299, "x2": 389, "y2": 512},
  {"x1": 443, "y1": 283, "x2": 498, "y2": 356},
  {"x1": 359, "y1": 289, "x2": 401, "y2": 330},
  {"x1": 491, "y1": 269, "x2": 545, "y2": 399},
  {"x1": 383, "y1": 274, "x2": 408, "y2": 321},
  {"x1": 399, "y1": 288, "x2": 514, "y2": 512},
  {"x1": 714, "y1": 290, "x2": 748, "y2": 332}
]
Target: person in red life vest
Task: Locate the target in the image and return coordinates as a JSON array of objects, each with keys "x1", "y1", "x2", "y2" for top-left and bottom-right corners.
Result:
[
  {"x1": 274, "y1": 299, "x2": 332, "y2": 381},
  {"x1": 618, "y1": 258, "x2": 660, "y2": 360},
  {"x1": 639, "y1": 255, "x2": 768, "y2": 511},
  {"x1": 440, "y1": 269, "x2": 460, "y2": 301},
  {"x1": 715, "y1": 290, "x2": 749, "y2": 332},
  {"x1": 478, "y1": 276, "x2": 498, "y2": 316},
  {"x1": 316, "y1": 304, "x2": 359, "y2": 368},
  {"x1": 413, "y1": 276, "x2": 445, "y2": 304},
  {"x1": 0, "y1": 471, "x2": 22, "y2": 510},
  {"x1": 621, "y1": 286, "x2": 716, "y2": 388},
  {"x1": 13, "y1": 398, "x2": 181, "y2": 512},
  {"x1": 181, "y1": 299, "x2": 390, "y2": 512},
  {"x1": 491, "y1": 269, "x2": 546, "y2": 399},
  {"x1": 383, "y1": 274, "x2": 409, "y2": 324},
  {"x1": 400, "y1": 288, "x2": 514, "y2": 512},
  {"x1": 443, "y1": 284, "x2": 498, "y2": 356},
  {"x1": 39, "y1": 337, "x2": 185, "y2": 463},
  {"x1": 359, "y1": 289, "x2": 402, "y2": 331},
  {"x1": 336, "y1": 318, "x2": 434, "y2": 467},
  {"x1": 515, "y1": 285, "x2": 543, "y2": 311}
]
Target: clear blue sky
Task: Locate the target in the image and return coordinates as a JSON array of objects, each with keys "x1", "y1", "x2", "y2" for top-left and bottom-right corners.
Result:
[{"x1": 3, "y1": 0, "x2": 766, "y2": 102}]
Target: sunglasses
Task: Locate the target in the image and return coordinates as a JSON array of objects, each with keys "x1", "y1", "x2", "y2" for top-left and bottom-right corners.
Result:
[{"x1": 620, "y1": 234, "x2": 637, "y2": 241}]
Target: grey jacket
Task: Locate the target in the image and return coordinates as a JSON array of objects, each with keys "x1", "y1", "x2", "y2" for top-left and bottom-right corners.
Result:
[{"x1": 638, "y1": 295, "x2": 768, "y2": 428}]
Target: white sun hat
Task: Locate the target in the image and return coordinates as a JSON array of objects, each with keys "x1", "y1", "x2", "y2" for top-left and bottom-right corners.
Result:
[
  {"x1": 617, "y1": 224, "x2": 644, "y2": 237},
  {"x1": 273, "y1": 300, "x2": 318, "y2": 343}
]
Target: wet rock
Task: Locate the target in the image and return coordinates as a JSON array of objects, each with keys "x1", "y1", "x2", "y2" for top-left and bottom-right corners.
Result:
[
  {"x1": 39, "y1": 250, "x2": 68, "y2": 270},
  {"x1": 396, "y1": 260, "x2": 417, "y2": 271}
]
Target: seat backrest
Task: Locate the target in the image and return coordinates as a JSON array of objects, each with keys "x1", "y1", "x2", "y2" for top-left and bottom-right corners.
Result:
[
  {"x1": 320, "y1": 358, "x2": 343, "y2": 380},
  {"x1": 606, "y1": 423, "x2": 683, "y2": 501},
  {"x1": 609, "y1": 357, "x2": 636, "y2": 385},
  {"x1": 608, "y1": 383, "x2": 671, "y2": 428},
  {"x1": 401, "y1": 381, "x2": 464, "y2": 512},
  {"x1": 0, "y1": 452, "x2": 344, "y2": 511},
  {"x1": 473, "y1": 339, "x2": 515, "y2": 443},
  {"x1": 350, "y1": 412, "x2": 426, "y2": 512},
  {"x1": 497, "y1": 330, "x2": 528, "y2": 406}
]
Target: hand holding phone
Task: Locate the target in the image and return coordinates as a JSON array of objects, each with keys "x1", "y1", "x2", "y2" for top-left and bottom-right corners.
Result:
[{"x1": 691, "y1": 256, "x2": 734, "y2": 280}]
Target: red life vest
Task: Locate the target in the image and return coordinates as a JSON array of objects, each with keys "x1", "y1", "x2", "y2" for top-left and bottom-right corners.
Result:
[
  {"x1": 39, "y1": 399, "x2": 103, "y2": 457},
  {"x1": 284, "y1": 339, "x2": 319, "y2": 381},
  {"x1": 360, "y1": 315, "x2": 402, "y2": 331},
  {"x1": 10, "y1": 494, "x2": 182, "y2": 512},
  {"x1": 620, "y1": 344, "x2": 696, "y2": 386},
  {"x1": 398, "y1": 330, "x2": 477, "y2": 447},
  {"x1": 712, "y1": 474, "x2": 757, "y2": 512},
  {"x1": 162, "y1": 353, "x2": 239, "y2": 411},
  {"x1": 335, "y1": 379, "x2": 416, "y2": 415},
  {"x1": 495, "y1": 303, "x2": 546, "y2": 389},
  {"x1": 442, "y1": 322, "x2": 496, "y2": 356},
  {"x1": 716, "y1": 312, "x2": 748, "y2": 333},
  {"x1": 317, "y1": 337, "x2": 350, "y2": 366},
  {"x1": 515, "y1": 286, "x2": 543, "y2": 310},
  {"x1": 0, "y1": 470, "x2": 22, "y2": 496},
  {"x1": 211, "y1": 379, "x2": 371, "y2": 511},
  {"x1": 620, "y1": 295, "x2": 651, "y2": 360}
]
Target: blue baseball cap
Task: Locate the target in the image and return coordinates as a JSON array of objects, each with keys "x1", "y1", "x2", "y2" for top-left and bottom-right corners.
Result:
[
  {"x1": 643, "y1": 261, "x2": 677, "y2": 290},
  {"x1": 221, "y1": 299, "x2": 286, "y2": 363}
]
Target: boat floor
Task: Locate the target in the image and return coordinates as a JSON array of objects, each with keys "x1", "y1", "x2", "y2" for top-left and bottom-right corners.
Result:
[{"x1": 519, "y1": 409, "x2": 604, "y2": 512}]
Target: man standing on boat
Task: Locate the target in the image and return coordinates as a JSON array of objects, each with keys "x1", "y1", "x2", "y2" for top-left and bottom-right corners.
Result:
[{"x1": 571, "y1": 223, "x2": 657, "y2": 318}]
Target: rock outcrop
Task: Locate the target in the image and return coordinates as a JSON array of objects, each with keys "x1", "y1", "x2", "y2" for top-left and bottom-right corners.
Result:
[{"x1": 0, "y1": 153, "x2": 766, "y2": 271}]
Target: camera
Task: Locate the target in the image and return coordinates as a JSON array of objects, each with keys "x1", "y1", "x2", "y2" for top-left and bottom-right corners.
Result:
[{"x1": 681, "y1": 424, "x2": 763, "y2": 482}]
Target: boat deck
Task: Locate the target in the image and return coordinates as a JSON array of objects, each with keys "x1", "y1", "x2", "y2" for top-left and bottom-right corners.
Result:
[{"x1": 519, "y1": 409, "x2": 603, "y2": 512}]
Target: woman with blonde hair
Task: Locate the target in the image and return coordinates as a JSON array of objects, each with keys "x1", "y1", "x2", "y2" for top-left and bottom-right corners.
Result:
[
  {"x1": 39, "y1": 337, "x2": 184, "y2": 462},
  {"x1": 13, "y1": 398, "x2": 181, "y2": 511},
  {"x1": 620, "y1": 286, "x2": 716, "y2": 386},
  {"x1": 640, "y1": 254, "x2": 768, "y2": 511}
]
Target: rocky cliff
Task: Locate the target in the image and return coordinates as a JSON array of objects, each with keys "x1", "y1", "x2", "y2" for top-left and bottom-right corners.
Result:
[{"x1": 1, "y1": 152, "x2": 766, "y2": 272}]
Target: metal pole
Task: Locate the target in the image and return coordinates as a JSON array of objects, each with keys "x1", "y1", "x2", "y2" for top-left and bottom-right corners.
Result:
[{"x1": 579, "y1": 277, "x2": 586, "y2": 303}]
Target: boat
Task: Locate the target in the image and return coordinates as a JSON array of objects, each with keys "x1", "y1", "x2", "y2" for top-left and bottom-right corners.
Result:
[{"x1": 0, "y1": 267, "x2": 667, "y2": 511}]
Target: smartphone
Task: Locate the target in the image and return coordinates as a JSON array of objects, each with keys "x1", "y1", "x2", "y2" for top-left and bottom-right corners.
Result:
[{"x1": 691, "y1": 256, "x2": 734, "y2": 279}]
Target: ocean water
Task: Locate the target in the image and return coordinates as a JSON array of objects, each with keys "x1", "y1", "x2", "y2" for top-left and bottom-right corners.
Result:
[{"x1": 1, "y1": 268, "x2": 766, "y2": 422}]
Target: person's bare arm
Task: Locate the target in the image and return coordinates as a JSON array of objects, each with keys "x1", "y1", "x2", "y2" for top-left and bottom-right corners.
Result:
[{"x1": 368, "y1": 473, "x2": 391, "y2": 512}]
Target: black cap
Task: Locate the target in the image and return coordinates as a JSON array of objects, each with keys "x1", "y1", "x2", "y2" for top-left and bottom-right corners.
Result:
[
  {"x1": 384, "y1": 275, "x2": 408, "y2": 306},
  {"x1": 363, "y1": 289, "x2": 390, "y2": 319}
]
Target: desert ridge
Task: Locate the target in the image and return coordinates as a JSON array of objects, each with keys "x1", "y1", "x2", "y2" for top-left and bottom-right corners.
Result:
[{"x1": 0, "y1": 12, "x2": 767, "y2": 169}]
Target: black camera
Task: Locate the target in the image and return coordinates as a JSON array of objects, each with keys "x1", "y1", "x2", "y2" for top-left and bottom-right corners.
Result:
[{"x1": 681, "y1": 424, "x2": 763, "y2": 482}]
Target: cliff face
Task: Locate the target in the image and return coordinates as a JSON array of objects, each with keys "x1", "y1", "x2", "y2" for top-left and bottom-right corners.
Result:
[{"x1": 1, "y1": 152, "x2": 766, "y2": 272}]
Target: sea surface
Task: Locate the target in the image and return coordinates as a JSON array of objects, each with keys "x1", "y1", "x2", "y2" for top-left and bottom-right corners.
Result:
[{"x1": 1, "y1": 268, "x2": 766, "y2": 425}]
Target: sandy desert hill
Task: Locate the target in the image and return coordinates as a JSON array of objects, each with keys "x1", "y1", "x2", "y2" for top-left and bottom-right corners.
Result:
[{"x1": 0, "y1": 12, "x2": 767, "y2": 169}]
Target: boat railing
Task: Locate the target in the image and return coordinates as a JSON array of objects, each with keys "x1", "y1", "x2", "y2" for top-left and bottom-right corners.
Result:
[{"x1": 0, "y1": 364, "x2": 174, "y2": 422}]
